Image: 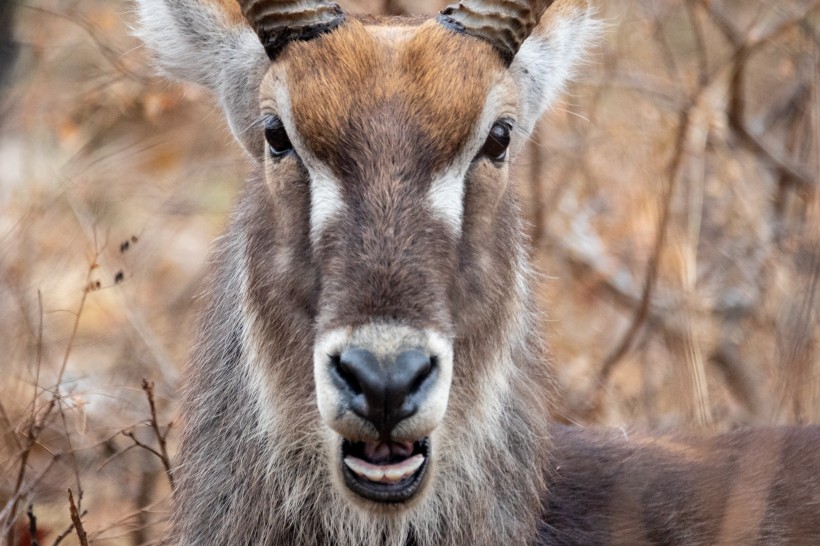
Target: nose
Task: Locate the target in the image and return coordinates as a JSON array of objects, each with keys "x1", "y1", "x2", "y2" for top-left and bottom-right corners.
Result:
[{"x1": 334, "y1": 348, "x2": 435, "y2": 436}]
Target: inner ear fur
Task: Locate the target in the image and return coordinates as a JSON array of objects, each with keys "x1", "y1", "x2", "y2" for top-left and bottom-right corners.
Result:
[
  {"x1": 509, "y1": 0, "x2": 601, "y2": 139},
  {"x1": 136, "y1": 0, "x2": 270, "y2": 158}
]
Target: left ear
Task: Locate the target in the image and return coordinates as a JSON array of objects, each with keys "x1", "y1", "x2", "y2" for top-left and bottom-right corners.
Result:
[{"x1": 510, "y1": 0, "x2": 601, "y2": 138}]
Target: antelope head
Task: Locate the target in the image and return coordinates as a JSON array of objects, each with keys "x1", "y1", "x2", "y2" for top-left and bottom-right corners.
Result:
[
  {"x1": 237, "y1": 0, "x2": 596, "y2": 509},
  {"x1": 139, "y1": 0, "x2": 598, "y2": 516}
]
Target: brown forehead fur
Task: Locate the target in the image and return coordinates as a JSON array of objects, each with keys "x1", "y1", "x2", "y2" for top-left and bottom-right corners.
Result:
[{"x1": 278, "y1": 19, "x2": 505, "y2": 174}]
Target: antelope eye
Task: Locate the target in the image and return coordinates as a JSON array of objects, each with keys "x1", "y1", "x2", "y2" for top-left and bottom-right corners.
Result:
[
  {"x1": 479, "y1": 120, "x2": 513, "y2": 162},
  {"x1": 264, "y1": 116, "x2": 293, "y2": 158}
]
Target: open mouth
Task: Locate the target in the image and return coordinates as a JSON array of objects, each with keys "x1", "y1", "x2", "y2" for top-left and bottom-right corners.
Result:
[{"x1": 341, "y1": 438, "x2": 430, "y2": 503}]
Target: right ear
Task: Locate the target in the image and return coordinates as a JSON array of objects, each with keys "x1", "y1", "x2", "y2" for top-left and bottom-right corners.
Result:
[
  {"x1": 135, "y1": 0, "x2": 269, "y2": 158},
  {"x1": 509, "y1": 0, "x2": 601, "y2": 139}
]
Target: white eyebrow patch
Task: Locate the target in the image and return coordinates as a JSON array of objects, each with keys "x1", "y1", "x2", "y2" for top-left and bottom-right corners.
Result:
[
  {"x1": 308, "y1": 164, "x2": 345, "y2": 246},
  {"x1": 428, "y1": 163, "x2": 471, "y2": 234},
  {"x1": 426, "y1": 81, "x2": 513, "y2": 236},
  {"x1": 267, "y1": 76, "x2": 346, "y2": 246}
]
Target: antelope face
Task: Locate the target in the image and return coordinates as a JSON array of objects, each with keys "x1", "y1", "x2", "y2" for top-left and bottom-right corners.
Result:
[
  {"x1": 259, "y1": 20, "x2": 515, "y2": 507},
  {"x1": 240, "y1": 0, "x2": 596, "y2": 511}
]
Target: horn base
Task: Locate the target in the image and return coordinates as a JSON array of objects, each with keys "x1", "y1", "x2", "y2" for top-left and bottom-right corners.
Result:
[
  {"x1": 239, "y1": 1, "x2": 346, "y2": 60},
  {"x1": 438, "y1": 1, "x2": 554, "y2": 66}
]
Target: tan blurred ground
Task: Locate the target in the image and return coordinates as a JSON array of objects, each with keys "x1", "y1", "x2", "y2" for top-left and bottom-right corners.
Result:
[{"x1": 1, "y1": 0, "x2": 818, "y2": 544}]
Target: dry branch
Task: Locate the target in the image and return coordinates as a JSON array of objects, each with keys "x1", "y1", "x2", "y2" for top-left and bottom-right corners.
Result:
[
  {"x1": 569, "y1": 0, "x2": 818, "y2": 423},
  {"x1": 1, "y1": 456, "x2": 60, "y2": 542},
  {"x1": 579, "y1": 105, "x2": 689, "y2": 420},
  {"x1": 3, "y1": 252, "x2": 100, "y2": 544},
  {"x1": 141, "y1": 379, "x2": 175, "y2": 490},
  {"x1": 51, "y1": 510, "x2": 87, "y2": 546},
  {"x1": 0, "y1": 1, "x2": 817, "y2": 543},
  {"x1": 19, "y1": 3, "x2": 150, "y2": 84},
  {"x1": 26, "y1": 504, "x2": 38, "y2": 546},
  {"x1": 123, "y1": 431, "x2": 165, "y2": 463},
  {"x1": 67, "y1": 489, "x2": 89, "y2": 546},
  {"x1": 703, "y1": 0, "x2": 817, "y2": 194}
]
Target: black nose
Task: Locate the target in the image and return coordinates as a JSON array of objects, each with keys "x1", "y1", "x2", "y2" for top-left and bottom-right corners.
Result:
[{"x1": 334, "y1": 348, "x2": 435, "y2": 436}]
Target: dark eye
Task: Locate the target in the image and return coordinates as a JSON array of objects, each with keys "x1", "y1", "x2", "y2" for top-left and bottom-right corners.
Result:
[
  {"x1": 264, "y1": 116, "x2": 293, "y2": 158},
  {"x1": 479, "y1": 120, "x2": 513, "y2": 162}
]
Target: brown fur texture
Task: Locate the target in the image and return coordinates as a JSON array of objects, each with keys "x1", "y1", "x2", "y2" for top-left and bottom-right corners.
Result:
[
  {"x1": 166, "y1": 10, "x2": 556, "y2": 544},
  {"x1": 541, "y1": 425, "x2": 820, "y2": 545},
  {"x1": 284, "y1": 20, "x2": 502, "y2": 172},
  {"x1": 133, "y1": 1, "x2": 820, "y2": 544},
  {"x1": 170, "y1": 19, "x2": 553, "y2": 543}
]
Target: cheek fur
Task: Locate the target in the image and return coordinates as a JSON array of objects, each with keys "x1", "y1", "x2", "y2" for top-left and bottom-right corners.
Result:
[{"x1": 265, "y1": 159, "x2": 314, "y2": 245}]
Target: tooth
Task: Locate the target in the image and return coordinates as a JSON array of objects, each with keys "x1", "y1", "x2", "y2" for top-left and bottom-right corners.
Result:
[
  {"x1": 344, "y1": 457, "x2": 383, "y2": 481},
  {"x1": 344, "y1": 454, "x2": 426, "y2": 484},
  {"x1": 402, "y1": 454, "x2": 425, "y2": 475},
  {"x1": 344, "y1": 457, "x2": 367, "y2": 476},
  {"x1": 384, "y1": 468, "x2": 404, "y2": 482}
]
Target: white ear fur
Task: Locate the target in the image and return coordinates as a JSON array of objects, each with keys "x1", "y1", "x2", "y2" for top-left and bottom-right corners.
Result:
[
  {"x1": 510, "y1": 0, "x2": 601, "y2": 138},
  {"x1": 135, "y1": 0, "x2": 269, "y2": 158}
]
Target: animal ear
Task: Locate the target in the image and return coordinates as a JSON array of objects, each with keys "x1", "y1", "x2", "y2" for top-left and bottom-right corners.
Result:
[
  {"x1": 135, "y1": 0, "x2": 270, "y2": 158},
  {"x1": 509, "y1": 0, "x2": 601, "y2": 138}
]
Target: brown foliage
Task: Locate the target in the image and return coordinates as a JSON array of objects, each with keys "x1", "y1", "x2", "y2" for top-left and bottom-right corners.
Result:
[{"x1": 0, "y1": 0, "x2": 817, "y2": 543}]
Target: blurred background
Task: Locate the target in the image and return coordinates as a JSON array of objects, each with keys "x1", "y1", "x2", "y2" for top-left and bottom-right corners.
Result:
[{"x1": 0, "y1": 0, "x2": 817, "y2": 543}]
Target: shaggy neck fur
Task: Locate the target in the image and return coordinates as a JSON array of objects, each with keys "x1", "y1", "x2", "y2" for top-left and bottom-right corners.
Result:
[{"x1": 170, "y1": 171, "x2": 555, "y2": 546}]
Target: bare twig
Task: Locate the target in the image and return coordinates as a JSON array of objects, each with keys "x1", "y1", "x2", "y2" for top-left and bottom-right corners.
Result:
[
  {"x1": 4, "y1": 293, "x2": 46, "y2": 546},
  {"x1": 32, "y1": 290, "x2": 43, "y2": 426},
  {"x1": 56, "y1": 261, "x2": 98, "y2": 390},
  {"x1": 730, "y1": 113, "x2": 815, "y2": 194},
  {"x1": 578, "y1": 105, "x2": 688, "y2": 420},
  {"x1": 555, "y1": 228, "x2": 767, "y2": 422},
  {"x1": 141, "y1": 379, "x2": 175, "y2": 490},
  {"x1": 123, "y1": 431, "x2": 165, "y2": 462},
  {"x1": 27, "y1": 504, "x2": 38, "y2": 546},
  {"x1": 51, "y1": 510, "x2": 87, "y2": 546},
  {"x1": 67, "y1": 489, "x2": 89, "y2": 546},
  {"x1": 58, "y1": 401, "x2": 84, "y2": 513},
  {"x1": 704, "y1": 0, "x2": 817, "y2": 194},
  {"x1": 1, "y1": 455, "x2": 60, "y2": 533},
  {"x1": 18, "y1": 3, "x2": 150, "y2": 84},
  {"x1": 97, "y1": 443, "x2": 139, "y2": 471},
  {"x1": 685, "y1": 0, "x2": 709, "y2": 85},
  {"x1": 5, "y1": 253, "x2": 99, "y2": 545},
  {"x1": 573, "y1": 0, "x2": 819, "y2": 422},
  {"x1": 85, "y1": 497, "x2": 170, "y2": 543},
  {"x1": 0, "y1": 400, "x2": 22, "y2": 452}
]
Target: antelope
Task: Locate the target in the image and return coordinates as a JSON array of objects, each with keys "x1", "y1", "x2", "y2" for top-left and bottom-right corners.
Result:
[{"x1": 134, "y1": 0, "x2": 820, "y2": 544}]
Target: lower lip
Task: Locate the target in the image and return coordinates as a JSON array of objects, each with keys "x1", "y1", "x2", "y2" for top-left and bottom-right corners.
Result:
[{"x1": 341, "y1": 440, "x2": 430, "y2": 503}]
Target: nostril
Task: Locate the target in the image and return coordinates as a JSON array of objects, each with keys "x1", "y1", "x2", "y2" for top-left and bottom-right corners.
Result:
[
  {"x1": 394, "y1": 350, "x2": 433, "y2": 399},
  {"x1": 330, "y1": 347, "x2": 436, "y2": 435},
  {"x1": 331, "y1": 353, "x2": 362, "y2": 395},
  {"x1": 410, "y1": 355, "x2": 435, "y2": 394}
]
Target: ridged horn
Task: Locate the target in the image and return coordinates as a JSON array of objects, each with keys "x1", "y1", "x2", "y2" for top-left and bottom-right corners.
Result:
[
  {"x1": 237, "y1": 0, "x2": 346, "y2": 60},
  {"x1": 438, "y1": 0, "x2": 555, "y2": 66}
]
